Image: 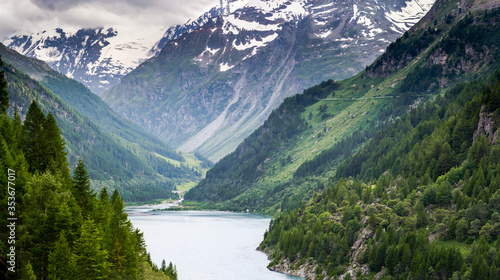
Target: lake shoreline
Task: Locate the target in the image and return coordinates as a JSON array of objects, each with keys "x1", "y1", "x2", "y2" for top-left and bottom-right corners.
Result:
[{"x1": 129, "y1": 209, "x2": 303, "y2": 279}]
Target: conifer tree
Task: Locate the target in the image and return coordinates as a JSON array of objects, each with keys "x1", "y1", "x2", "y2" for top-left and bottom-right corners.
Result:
[
  {"x1": 11, "y1": 107, "x2": 23, "y2": 151},
  {"x1": 95, "y1": 187, "x2": 112, "y2": 226},
  {"x1": 48, "y1": 233, "x2": 76, "y2": 280},
  {"x1": 106, "y1": 189, "x2": 139, "y2": 278},
  {"x1": 72, "y1": 159, "x2": 94, "y2": 215},
  {"x1": 44, "y1": 112, "x2": 69, "y2": 178},
  {"x1": 23, "y1": 100, "x2": 46, "y2": 173},
  {"x1": 74, "y1": 219, "x2": 110, "y2": 280},
  {"x1": 0, "y1": 57, "x2": 9, "y2": 114},
  {"x1": 22, "y1": 261, "x2": 37, "y2": 280}
]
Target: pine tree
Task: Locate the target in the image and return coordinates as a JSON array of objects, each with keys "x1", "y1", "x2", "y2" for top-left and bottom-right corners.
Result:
[
  {"x1": 106, "y1": 190, "x2": 139, "y2": 278},
  {"x1": 11, "y1": 107, "x2": 23, "y2": 151},
  {"x1": 44, "y1": 112, "x2": 69, "y2": 178},
  {"x1": 0, "y1": 57, "x2": 9, "y2": 114},
  {"x1": 74, "y1": 219, "x2": 110, "y2": 280},
  {"x1": 23, "y1": 100, "x2": 46, "y2": 173},
  {"x1": 416, "y1": 202, "x2": 427, "y2": 228},
  {"x1": 22, "y1": 261, "x2": 37, "y2": 280},
  {"x1": 48, "y1": 233, "x2": 76, "y2": 280},
  {"x1": 72, "y1": 159, "x2": 94, "y2": 215},
  {"x1": 95, "y1": 187, "x2": 112, "y2": 227}
]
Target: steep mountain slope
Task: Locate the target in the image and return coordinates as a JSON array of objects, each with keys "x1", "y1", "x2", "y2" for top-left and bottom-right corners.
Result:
[
  {"x1": 185, "y1": 0, "x2": 500, "y2": 214},
  {"x1": 260, "y1": 56, "x2": 500, "y2": 280},
  {"x1": 102, "y1": 0, "x2": 434, "y2": 161},
  {"x1": 0, "y1": 42, "x2": 185, "y2": 164},
  {"x1": 3, "y1": 27, "x2": 164, "y2": 95},
  {"x1": 1, "y1": 58, "x2": 206, "y2": 201}
]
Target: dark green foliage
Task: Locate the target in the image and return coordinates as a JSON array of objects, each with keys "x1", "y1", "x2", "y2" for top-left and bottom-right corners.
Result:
[
  {"x1": 0, "y1": 89, "x2": 177, "y2": 279},
  {"x1": 1, "y1": 61, "x2": 192, "y2": 202},
  {"x1": 48, "y1": 233, "x2": 76, "y2": 280},
  {"x1": 72, "y1": 159, "x2": 94, "y2": 215},
  {"x1": 41, "y1": 75, "x2": 184, "y2": 163},
  {"x1": 160, "y1": 260, "x2": 178, "y2": 280},
  {"x1": 399, "y1": 64, "x2": 443, "y2": 93},
  {"x1": 74, "y1": 219, "x2": 111, "y2": 280},
  {"x1": 261, "y1": 70, "x2": 500, "y2": 279},
  {"x1": 106, "y1": 189, "x2": 140, "y2": 278},
  {"x1": 23, "y1": 100, "x2": 46, "y2": 173},
  {"x1": 44, "y1": 112, "x2": 70, "y2": 178},
  {"x1": 294, "y1": 126, "x2": 376, "y2": 178},
  {"x1": 367, "y1": 24, "x2": 441, "y2": 77}
]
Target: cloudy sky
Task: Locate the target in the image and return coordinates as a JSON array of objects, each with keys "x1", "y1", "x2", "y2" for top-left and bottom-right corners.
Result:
[{"x1": 0, "y1": 0, "x2": 220, "y2": 40}]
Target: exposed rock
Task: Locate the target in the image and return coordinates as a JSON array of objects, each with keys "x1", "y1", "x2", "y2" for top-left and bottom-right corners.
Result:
[
  {"x1": 473, "y1": 104, "x2": 497, "y2": 143},
  {"x1": 266, "y1": 256, "x2": 318, "y2": 280}
]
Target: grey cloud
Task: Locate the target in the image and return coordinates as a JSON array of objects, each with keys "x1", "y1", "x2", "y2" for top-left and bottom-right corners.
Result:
[{"x1": 1, "y1": 0, "x2": 218, "y2": 40}]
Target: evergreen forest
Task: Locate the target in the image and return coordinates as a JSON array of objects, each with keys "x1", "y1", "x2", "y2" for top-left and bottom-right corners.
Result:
[
  {"x1": 0, "y1": 58, "x2": 178, "y2": 280},
  {"x1": 259, "y1": 59, "x2": 500, "y2": 280}
]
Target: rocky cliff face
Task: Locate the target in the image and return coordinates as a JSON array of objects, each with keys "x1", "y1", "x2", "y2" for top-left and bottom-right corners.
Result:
[{"x1": 103, "y1": 0, "x2": 434, "y2": 161}]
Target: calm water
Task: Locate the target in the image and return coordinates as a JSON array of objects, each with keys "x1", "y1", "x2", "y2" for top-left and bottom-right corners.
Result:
[{"x1": 127, "y1": 207, "x2": 303, "y2": 280}]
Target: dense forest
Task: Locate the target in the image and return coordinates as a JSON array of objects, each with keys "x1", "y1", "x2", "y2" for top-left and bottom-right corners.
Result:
[
  {"x1": 260, "y1": 69, "x2": 500, "y2": 279},
  {"x1": 0, "y1": 57, "x2": 177, "y2": 280}
]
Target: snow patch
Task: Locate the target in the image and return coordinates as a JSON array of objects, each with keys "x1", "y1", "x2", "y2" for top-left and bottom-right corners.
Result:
[
  {"x1": 219, "y1": 62, "x2": 234, "y2": 72},
  {"x1": 232, "y1": 33, "x2": 278, "y2": 51},
  {"x1": 385, "y1": 0, "x2": 435, "y2": 33},
  {"x1": 316, "y1": 30, "x2": 332, "y2": 38},
  {"x1": 224, "y1": 14, "x2": 281, "y2": 33}
]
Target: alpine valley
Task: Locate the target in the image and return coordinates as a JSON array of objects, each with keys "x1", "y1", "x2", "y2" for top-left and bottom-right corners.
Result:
[
  {"x1": 1, "y1": 0, "x2": 500, "y2": 279},
  {"x1": 4, "y1": 0, "x2": 435, "y2": 161},
  {"x1": 0, "y1": 42, "x2": 211, "y2": 202},
  {"x1": 100, "y1": 0, "x2": 432, "y2": 161}
]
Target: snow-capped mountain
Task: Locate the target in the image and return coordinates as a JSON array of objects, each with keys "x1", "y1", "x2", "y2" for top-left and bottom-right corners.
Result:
[
  {"x1": 3, "y1": 27, "x2": 162, "y2": 94},
  {"x1": 2, "y1": 6, "x2": 224, "y2": 95},
  {"x1": 103, "y1": 0, "x2": 434, "y2": 161}
]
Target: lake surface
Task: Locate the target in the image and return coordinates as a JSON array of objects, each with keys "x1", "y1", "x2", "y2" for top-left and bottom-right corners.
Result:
[{"x1": 127, "y1": 206, "x2": 304, "y2": 280}]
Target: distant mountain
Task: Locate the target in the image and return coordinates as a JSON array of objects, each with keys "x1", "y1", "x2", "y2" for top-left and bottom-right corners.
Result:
[
  {"x1": 2, "y1": 6, "x2": 225, "y2": 95},
  {"x1": 0, "y1": 43, "x2": 211, "y2": 201},
  {"x1": 102, "y1": 0, "x2": 434, "y2": 161}
]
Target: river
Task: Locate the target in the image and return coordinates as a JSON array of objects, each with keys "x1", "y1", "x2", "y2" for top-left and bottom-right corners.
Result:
[{"x1": 127, "y1": 204, "x2": 304, "y2": 280}]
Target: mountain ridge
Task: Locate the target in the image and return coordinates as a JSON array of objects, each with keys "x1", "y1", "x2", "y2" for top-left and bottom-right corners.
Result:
[
  {"x1": 185, "y1": 0, "x2": 500, "y2": 214},
  {"x1": 103, "y1": 0, "x2": 434, "y2": 161}
]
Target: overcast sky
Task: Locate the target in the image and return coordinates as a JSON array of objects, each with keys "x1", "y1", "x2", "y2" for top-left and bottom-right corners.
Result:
[{"x1": 0, "y1": 0, "x2": 220, "y2": 40}]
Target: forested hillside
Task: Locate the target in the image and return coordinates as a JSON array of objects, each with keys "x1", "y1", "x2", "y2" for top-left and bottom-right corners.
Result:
[
  {"x1": 260, "y1": 65, "x2": 500, "y2": 280},
  {"x1": 186, "y1": 0, "x2": 500, "y2": 214},
  {"x1": 0, "y1": 60, "x2": 177, "y2": 279},
  {"x1": 0, "y1": 43, "x2": 186, "y2": 164},
  {"x1": 0, "y1": 57, "x2": 206, "y2": 201},
  {"x1": 0, "y1": 44, "x2": 213, "y2": 201}
]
